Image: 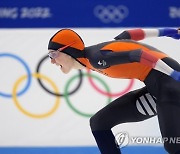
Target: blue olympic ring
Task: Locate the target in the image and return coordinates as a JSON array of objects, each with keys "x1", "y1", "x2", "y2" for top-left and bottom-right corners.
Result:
[{"x1": 0, "y1": 53, "x2": 32, "y2": 98}]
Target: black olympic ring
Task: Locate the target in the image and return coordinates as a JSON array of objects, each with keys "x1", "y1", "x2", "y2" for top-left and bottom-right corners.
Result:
[{"x1": 36, "y1": 55, "x2": 83, "y2": 97}]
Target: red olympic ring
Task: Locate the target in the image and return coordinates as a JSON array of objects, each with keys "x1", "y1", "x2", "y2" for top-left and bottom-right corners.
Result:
[{"x1": 87, "y1": 69, "x2": 134, "y2": 97}]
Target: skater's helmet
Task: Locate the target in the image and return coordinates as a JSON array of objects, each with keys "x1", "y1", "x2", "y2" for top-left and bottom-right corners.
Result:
[{"x1": 48, "y1": 29, "x2": 85, "y2": 59}]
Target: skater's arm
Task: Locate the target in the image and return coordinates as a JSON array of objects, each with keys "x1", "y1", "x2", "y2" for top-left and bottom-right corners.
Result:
[
  {"x1": 90, "y1": 49, "x2": 180, "y2": 81},
  {"x1": 114, "y1": 28, "x2": 180, "y2": 41}
]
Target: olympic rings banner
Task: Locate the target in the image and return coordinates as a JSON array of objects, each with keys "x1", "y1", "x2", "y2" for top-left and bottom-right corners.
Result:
[
  {"x1": 0, "y1": 29, "x2": 180, "y2": 153},
  {"x1": 0, "y1": 0, "x2": 179, "y2": 28}
]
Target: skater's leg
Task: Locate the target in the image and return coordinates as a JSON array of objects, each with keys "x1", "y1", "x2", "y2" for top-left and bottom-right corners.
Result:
[{"x1": 90, "y1": 87, "x2": 157, "y2": 154}]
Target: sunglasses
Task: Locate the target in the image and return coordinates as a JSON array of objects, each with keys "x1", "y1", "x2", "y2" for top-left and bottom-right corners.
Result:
[{"x1": 48, "y1": 42, "x2": 75, "y2": 59}]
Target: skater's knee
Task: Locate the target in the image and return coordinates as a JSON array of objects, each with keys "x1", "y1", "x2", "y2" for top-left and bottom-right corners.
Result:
[
  {"x1": 90, "y1": 111, "x2": 112, "y2": 131},
  {"x1": 90, "y1": 113, "x2": 104, "y2": 131}
]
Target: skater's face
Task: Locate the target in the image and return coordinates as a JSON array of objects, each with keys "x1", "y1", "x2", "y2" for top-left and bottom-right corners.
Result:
[{"x1": 49, "y1": 50, "x2": 74, "y2": 74}]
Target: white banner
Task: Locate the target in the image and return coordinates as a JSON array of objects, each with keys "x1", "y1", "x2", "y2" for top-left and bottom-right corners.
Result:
[{"x1": 0, "y1": 28, "x2": 179, "y2": 146}]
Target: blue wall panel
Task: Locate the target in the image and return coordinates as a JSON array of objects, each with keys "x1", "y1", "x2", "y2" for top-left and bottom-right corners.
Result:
[{"x1": 0, "y1": 0, "x2": 179, "y2": 28}]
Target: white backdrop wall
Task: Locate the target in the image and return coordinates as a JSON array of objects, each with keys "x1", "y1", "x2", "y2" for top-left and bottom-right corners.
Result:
[{"x1": 0, "y1": 28, "x2": 180, "y2": 146}]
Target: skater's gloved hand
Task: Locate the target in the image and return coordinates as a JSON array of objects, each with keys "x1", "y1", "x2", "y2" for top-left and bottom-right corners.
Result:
[
  {"x1": 167, "y1": 28, "x2": 180, "y2": 40},
  {"x1": 171, "y1": 71, "x2": 180, "y2": 81}
]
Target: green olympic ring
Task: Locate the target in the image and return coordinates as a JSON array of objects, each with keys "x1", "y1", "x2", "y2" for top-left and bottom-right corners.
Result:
[{"x1": 64, "y1": 73, "x2": 112, "y2": 117}]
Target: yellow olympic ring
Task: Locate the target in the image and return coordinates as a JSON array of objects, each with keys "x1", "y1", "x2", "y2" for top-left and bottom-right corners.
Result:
[{"x1": 12, "y1": 73, "x2": 60, "y2": 118}]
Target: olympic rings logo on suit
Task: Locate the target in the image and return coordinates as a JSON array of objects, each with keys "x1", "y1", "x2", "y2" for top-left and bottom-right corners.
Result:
[
  {"x1": 0, "y1": 52, "x2": 134, "y2": 119},
  {"x1": 94, "y1": 5, "x2": 129, "y2": 23}
]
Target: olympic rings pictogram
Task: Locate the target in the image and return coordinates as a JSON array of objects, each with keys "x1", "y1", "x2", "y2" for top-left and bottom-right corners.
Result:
[
  {"x1": 87, "y1": 69, "x2": 134, "y2": 97},
  {"x1": 12, "y1": 73, "x2": 60, "y2": 118},
  {"x1": 64, "y1": 73, "x2": 112, "y2": 117},
  {"x1": 36, "y1": 55, "x2": 83, "y2": 97},
  {"x1": 1, "y1": 52, "x2": 134, "y2": 118},
  {"x1": 94, "y1": 5, "x2": 129, "y2": 23},
  {"x1": 0, "y1": 53, "x2": 31, "y2": 98}
]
